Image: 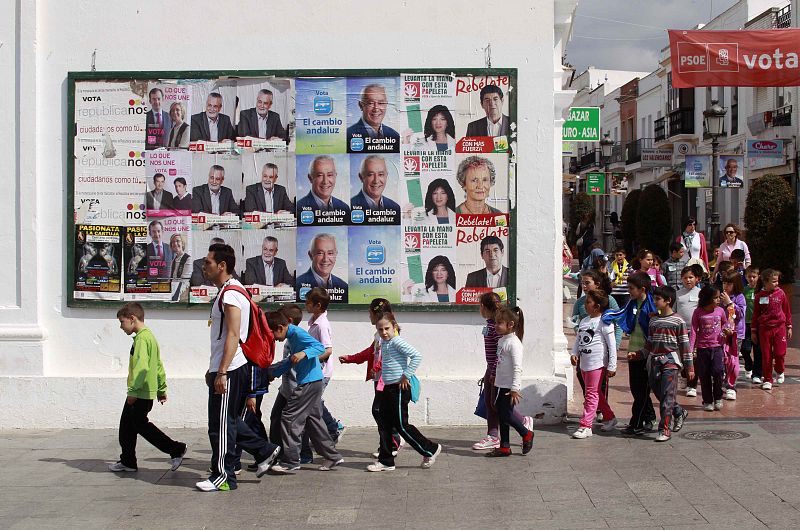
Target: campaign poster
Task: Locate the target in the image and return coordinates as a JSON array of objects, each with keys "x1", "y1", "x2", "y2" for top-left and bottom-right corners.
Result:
[
  {"x1": 140, "y1": 216, "x2": 191, "y2": 301},
  {"x1": 191, "y1": 152, "x2": 242, "y2": 230},
  {"x1": 295, "y1": 226, "x2": 348, "y2": 304},
  {"x1": 295, "y1": 78, "x2": 347, "y2": 154},
  {"x1": 400, "y1": 73, "x2": 456, "y2": 151},
  {"x1": 145, "y1": 83, "x2": 192, "y2": 150},
  {"x1": 454, "y1": 75, "x2": 512, "y2": 154},
  {"x1": 455, "y1": 213, "x2": 510, "y2": 304},
  {"x1": 235, "y1": 78, "x2": 294, "y2": 151},
  {"x1": 348, "y1": 153, "x2": 401, "y2": 225},
  {"x1": 73, "y1": 225, "x2": 122, "y2": 300},
  {"x1": 189, "y1": 229, "x2": 242, "y2": 304},
  {"x1": 684, "y1": 155, "x2": 711, "y2": 188},
  {"x1": 400, "y1": 248, "x2": 458, "y2": 304},
  {"x1": 241, "y1": 228, "x2": 296, "y2": 303},
  {"x1": 73, "y1": 152, "x2": 147, "y2": 227},
  {"x1": 347, "y1": 226, "x2": 401, "y2": 305},
  {"x1": 719, "y1": 154, "x2": 744, "y2": 189},
  {"x1": 453, "y1": 153, "x2": 509, "y2": 214},
  {"x1": 145, "y1": 150, "x2": 192, "y2": 217},
  {"x1": 188, "y1": 80, "x2": 237, "y2": 151},
  {"x1": 123, "y1": 226, "x2": 154, "y2": 299},
  {"x1": 242, "y1": 151, "x2": 296, "y2": 228},
  {"x1": 74, "y1": 81, "x2": 146, "y2": 154},
  {"x1": 295, "y1": 154, "x2": 350, "y2": 226},
  {"x1": 346, "y1": 77, "x2": 401, "y2": 154}
]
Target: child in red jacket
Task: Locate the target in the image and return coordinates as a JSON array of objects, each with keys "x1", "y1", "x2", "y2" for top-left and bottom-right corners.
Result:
[
  {"x1": 338, "y1": 298, "x2": 402, "y2": 458},
  {"x1": 752, "y1": 269, "x2": 793, "y2": 390}
]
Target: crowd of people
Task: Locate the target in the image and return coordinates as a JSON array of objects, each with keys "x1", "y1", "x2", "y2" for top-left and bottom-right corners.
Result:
[{"x1": 567, "y1": 217, "x2": 793, "y2": 442}]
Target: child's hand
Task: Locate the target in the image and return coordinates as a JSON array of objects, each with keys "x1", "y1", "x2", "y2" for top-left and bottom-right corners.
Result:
[
  {"x1": 246, "y1": 397, "x2": 256, "y2": 413},
  {"x1": 158, "y1": 394, "x2": 167, "y2": 404},
  {"x1": 607, "y1": 370, "x2": 616, "y2": 378},
  {"x1": 126, "y1": 396, "x2": 137, "y2": 406},
  {"x1": 508, "y1": 390, "x2": 522, "y2": 405},
  {"x1": 626, "y1": 351, "x2": 638, "y2": 361},
  {"x1": 723, "y1": 328, "x2": 732, "y2": 337},
  {"x1": 338, "y1": 355, "x2": 347, "y2": 363},
  {"x1": 291, "y1": 352, "x2": 307, "y2": 364},
  {"x1": 570, "y1": 355, "x2": 578, "y2": 366},
  {"x1": 789, "y1": 327, "x2": 793, "y2": 340},
  {"x1": 686, "y1": 367, "x2": 695, "y2": 380},
  {"x1": 399, "y1": 374, "x2": 410, "y2": 390}
]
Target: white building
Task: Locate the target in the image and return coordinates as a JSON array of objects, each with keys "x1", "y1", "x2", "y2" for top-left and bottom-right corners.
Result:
[{"x1": 0, "y1": 0, "x2": 581, "y2": 428}]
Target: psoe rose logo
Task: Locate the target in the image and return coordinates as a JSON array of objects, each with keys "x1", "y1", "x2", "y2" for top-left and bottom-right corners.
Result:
[
  {"x1": 404, "y1": 82, "x2": 420, "y2": 99},
  {"x1": 404, "y1": 233, "x2": 420, "y2": 249},
  {"x1": 403, "y1": 156, "x2": 420, "y2": 173}
]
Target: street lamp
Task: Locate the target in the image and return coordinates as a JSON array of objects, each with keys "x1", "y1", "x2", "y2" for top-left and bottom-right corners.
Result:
[
  {"x1": 703, "y1": 99, "x2": 727, "y2": 246},
  {"x1": 599, "y1": 132, "x2": 614, "y2": 250}
]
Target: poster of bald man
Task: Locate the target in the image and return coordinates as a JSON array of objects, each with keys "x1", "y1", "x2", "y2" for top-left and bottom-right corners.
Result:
[
  {"x1": 189, "y1": 80, "x2": 237, "y2": 150},
  {"x1": 236, "y1": 78, "x2": 294, "y2": 151},
  {"x1": 242, "y1": 228, "x2": 296, "y2": 303},
  {"x1": 348, "y1": 153, "x2": 401, "y2": 225},
  {"x1": 191, "y1": 152, "x2": 242, "y2": 230},
  {"x1": 296, "y1": 154, "x2": 351, "y2": 226},
  {"x1": 242, "y1": 151, "x2": 296, "y2": 228},
  {"x1": 295, "y1": 226, "x2": 349, "y2": 303},
  {"x1": 346, "y1": 77, "x2": 401, "y2": 154}
]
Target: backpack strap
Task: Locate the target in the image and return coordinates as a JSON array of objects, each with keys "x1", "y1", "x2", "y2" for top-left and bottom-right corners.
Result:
[{"x1": 216, "y1": 284, "x2": 253, "y2": 341}]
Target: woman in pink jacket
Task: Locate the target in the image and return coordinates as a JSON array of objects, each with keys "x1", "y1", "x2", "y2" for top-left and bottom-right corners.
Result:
[{"x1": 718, "y1": 223, "x2": 751, "y2": 267}]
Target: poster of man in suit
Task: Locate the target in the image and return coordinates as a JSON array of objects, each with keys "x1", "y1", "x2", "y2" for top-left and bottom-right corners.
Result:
[
  {"x1": 454, "y1": 215, "x2": 510, "y2": 304},
  {"x1": 346, "y1": 78, "x2": 401, "y2": 154},
  {"x1": 236, "y1": 78, "x2": 294, "y2": 151},
  {"x1": 191, "y1": 152, "x2": 243, "y2": 229},
  {"x1": 242, "y1": 229, "x2": 296, "y2": 302},
  {"x1": 455, "y1": 76, "x2": 512, "y2": 153},
  {"x1": 189, "y1": 81, "x2": 237, "y2": 145},
  {"x1": 242, "y1": 151, "x2": 296, "y2": 228}
]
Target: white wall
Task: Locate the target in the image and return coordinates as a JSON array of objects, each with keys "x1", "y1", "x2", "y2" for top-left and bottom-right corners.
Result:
[{"x1": 0, "y1": 0, "x2": 573, "y2": 428}]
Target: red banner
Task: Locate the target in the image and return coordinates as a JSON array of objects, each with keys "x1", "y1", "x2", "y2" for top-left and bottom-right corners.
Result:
[{"x1": 668, "y1": 29, "x2": 800, "y2": 87}]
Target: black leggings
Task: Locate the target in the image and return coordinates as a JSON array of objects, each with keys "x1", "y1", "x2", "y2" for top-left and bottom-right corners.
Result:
[{"x1": 495, "y1": 387, "x2": 529, "y2": 449}]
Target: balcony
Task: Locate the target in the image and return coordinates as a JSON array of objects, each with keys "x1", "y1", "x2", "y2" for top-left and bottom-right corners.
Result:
[
  {"x1": 625, "y1": 138, "x2": 653, "y2": 165},
  {"x1": 654, "y1": 117, "x2": 666, "y2": 142},
  {"x1": 668, "y1": 108, "x2": 694, "y2": 137},
  {"x1": 777, "y1": 5, "x2": 791, "y2": 28},
  {"x1": 578, "y1": 149, "x2": 600, "y2": 171},
  {"x1": 773, "y1": 105, "x2": 792, "y2": 127},
  {"x1": 610, "y1": 144, "x2": 625, "y2": 165}
]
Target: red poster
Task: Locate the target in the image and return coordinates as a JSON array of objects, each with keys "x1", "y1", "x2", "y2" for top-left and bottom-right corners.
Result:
[{"x1": 668, "y1": 29, "x2": 800, "y2": 88}]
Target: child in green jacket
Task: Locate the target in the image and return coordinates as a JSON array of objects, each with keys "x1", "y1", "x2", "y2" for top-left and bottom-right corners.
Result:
[{"x1": 108, "y1": 303, "x2": 187, "y2": 473}]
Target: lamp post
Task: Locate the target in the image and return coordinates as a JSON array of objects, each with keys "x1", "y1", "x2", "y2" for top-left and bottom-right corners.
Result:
[
  {"x1": 600, "y1": 132, "x2": 614, "y2": 250},
  {"x1": 703, "y1": 99, "x2": 727, "y2": 246}
]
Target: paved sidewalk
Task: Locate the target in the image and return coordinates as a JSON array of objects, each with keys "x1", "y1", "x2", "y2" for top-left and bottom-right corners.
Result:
[{"x1": 3, "y1": 417, "x2": 800, "y2": 529}]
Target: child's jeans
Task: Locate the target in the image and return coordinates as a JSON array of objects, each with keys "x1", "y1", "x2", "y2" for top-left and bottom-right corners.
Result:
[
  {"x1": 495, "y1": 387, "x2": 531, "y2": 448},
  {"x1": 647, "y1": 356, "x2": 684, "y2": 435},
  {"x1": 579, "y1": 368, "x2": 615, "y2": 429},
  {"x1": 484, "y1": 368, "x2": 526, "y2": 438},
  {"x1": 759, "y1": 325, "x2": 788, "y2": 383},
  {"x1": 696, "y1": 347, "x2": 725, "y2": 404}
]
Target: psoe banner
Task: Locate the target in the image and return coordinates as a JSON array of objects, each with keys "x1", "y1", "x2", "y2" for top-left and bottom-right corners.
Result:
[{"x1": 668, "y1": 29, "x2": 800, "y2": 88}]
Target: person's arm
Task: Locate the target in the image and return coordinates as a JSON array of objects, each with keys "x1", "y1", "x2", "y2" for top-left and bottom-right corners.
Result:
[
  {"x1": 316, "y1": 323, "x2": 334, "y2": 362},
  {"x1": 743, "y1": 241, "x2": 752, "y2": 267},
  {"x1": 783, "y1": 290, "x2": 793, "y2": 339},
  {"x1": 734, "y1": 295, "x2": 746, "y2": 326},
  {"x1": 689, "y1": 310, "x2": 699, "y2": 353},
  {"x1": 677, "y1": 320, "x2": 694, "y2": 376},
  {"x1": 571, "y1": 299, "x2": 582, "y2": 331},
  {"x1": 602, "y1": 322, "x2": 617, "y2": 375},
  {"x1": 339, "y1": 343, "x2": 374, "y2": 364},
  {"x1": 290, "y1": 332, "x2": 324, "y2": 364},
  {"x1": 318, "y1": 347, "x2": 333, "y2": 363},
  {"x1": 214, "y1": 300, "x2": 242, "y2": 395},
  {"x1": 127, "y1": 337, "x2": 150, "y2": 404},
  {"x1": 608, "y1": 296, "x2": 623, "y2": 347},
  {"x1": 157, "y1": 353, "x2": 167, "y2": 403}
]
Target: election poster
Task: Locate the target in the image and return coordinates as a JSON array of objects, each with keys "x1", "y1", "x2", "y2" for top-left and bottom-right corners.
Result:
[
  {"x1": 348, "y1": 153, "x2": 402, "y2": 225},
  {"x1": 346, "y1": 77, "x2": 401, "y2": 154},
  {"x1": 235, "y1": 78, "x2": 294, "y2": 151},
  {"x1": 74, "y1": 81, "x2": 147, "y2": 154},
  {"x1": 455, "y1": 213, "x2": 510, "y2": 304},
  {"x1": 188, "y1": 80, "x2": 237, "y2": 151},
  {"x1": 400, "y1": 73, "x2": 456, "y2": 151},
  {"x1": 189, "y1": 229, "x2": 242, "y2": 303},
  {"x1": 295, "y1": 226, "x2": 349, "y2": 303},
  {"x1": 295, "y1": 78, "x2": 347, "y2": 154},
  {"x1": 74, "y1": 152, "x2": 147, "y2": 227},
  {"x1": 400, "y1": 248, "x2": 458, "y2": 304},
  {"x1": 684, "y1": 155, "x2": 711, "y2": 188},
  {"x1": 295, "y1": 154, "x2": 350, "y2": 226},
  {"x1": 191, "y1": 152, "x2": 242, "y2": 230},
  {"x1": 241, "y1": 228, "x2": 297, "y2": 303},
  {"x1": 454, "y1": 153, "x2": 509, "y2": 214},
  {"x1": 141, "y1": 216, "x2": 191, "y2": 301},
  {"x1": 146, "y1": 150, "x2": 193, "y2": 217},
  {"x1": 74, "y1": 225, "x2": 123, "y2": 300},
  {"x1": 122, "y1": 225, "x2": 153, "y2": 300},
  {"x1": 719, "y1": 154, "x2": 744, "y2": 189},
  {"x1": 145, "y1": 83, "x2": 192, "y2": 150},
  {"x1": 241, "y1": 151, "x2": 296, "y2": 228},
  {"x1": 455, "y1": 75, "x2": 512, "y2": 154},
  {"x1": 348, "y1": 226, "x2": 401, "y2": 305}
]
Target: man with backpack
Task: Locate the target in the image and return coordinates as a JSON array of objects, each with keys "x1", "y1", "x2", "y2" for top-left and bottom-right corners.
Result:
[{"x1": 196, "y1": 243, "x2": 281, "y2": 492}]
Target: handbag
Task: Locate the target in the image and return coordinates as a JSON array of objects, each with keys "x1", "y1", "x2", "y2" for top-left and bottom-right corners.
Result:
[
  {"x1": 474, "y1": 379, "x2": 487, "y2": 419},
  {"x1": 409, "y1": 374, "x2": 421, "y2": 403}
]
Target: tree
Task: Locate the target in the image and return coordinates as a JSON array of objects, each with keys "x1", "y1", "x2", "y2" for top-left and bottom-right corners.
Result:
[
  {"x1": 568, "y1": 192, "x2": 594, "y2": 247},
  {"x1": 635, "y1": 184, "x2": 671, "y2": 260},
  {"x1": 744, "y1": 174, "x2": 798, "y2": 283},
  {"x1": 620, "y1": 188, "x2": 641, "y2": 257}
]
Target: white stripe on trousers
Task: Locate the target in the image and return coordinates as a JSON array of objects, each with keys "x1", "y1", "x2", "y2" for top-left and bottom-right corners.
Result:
[{"x1": 212, "y1": 386, "x2": 229, "y2": 487}]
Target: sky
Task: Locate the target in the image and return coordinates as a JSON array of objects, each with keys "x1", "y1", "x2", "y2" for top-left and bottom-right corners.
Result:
[{"x1": 565, "y1": 0, "x2": 740, "y2": 73}]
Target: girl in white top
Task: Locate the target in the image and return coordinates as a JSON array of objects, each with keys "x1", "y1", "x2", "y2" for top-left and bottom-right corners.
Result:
[
  {"x1": 486, "y1": 307, "x2": 534, "y2": 457},
  {"x1": 570, "y1": 290, "x2": 618, "y2": 439}
]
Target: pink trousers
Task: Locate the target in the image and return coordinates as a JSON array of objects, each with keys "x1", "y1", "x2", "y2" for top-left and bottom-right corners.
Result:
[{"x1": 580, "y1": 368, "x2": 615, "y2": 428}]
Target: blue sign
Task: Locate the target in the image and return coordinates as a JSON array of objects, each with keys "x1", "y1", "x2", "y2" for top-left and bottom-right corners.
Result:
[
  {"x1": 300, "y1": 210, "x2": 315, "y2": 225},
  {"x1": 313, "y1": 95, "x2": 332, "y2": 115},
  {"x1": 349, "y1": 137, "x2": 365, "y2": 152},
  {"x1": 366, "y1": 244, "x2": 385, "y2": 265},
  {"x1": 350, "y1": 209, "x2": 365, "y2": 224}
]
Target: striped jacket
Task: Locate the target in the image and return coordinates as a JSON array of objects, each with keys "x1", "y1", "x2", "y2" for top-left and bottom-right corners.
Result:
[
  {"x1": 380, "y1": 336, "x2": 422, "y2": 385},
  {"x1": 638, "y1": 313, "x2": 692, "y2": 368}
]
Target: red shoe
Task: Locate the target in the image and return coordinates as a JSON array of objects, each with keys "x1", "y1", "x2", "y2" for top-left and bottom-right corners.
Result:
[
  {"x1": 485, "y1": 447, "x2": 511, "y2": 457},
  {"x1": 522, "y1": 430, "x2": 534, "y2": 455}
]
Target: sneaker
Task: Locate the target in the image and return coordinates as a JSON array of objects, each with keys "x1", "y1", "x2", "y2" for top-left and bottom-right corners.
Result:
[
  {"x1": 762, "y1": 381, "x2": 773, "y2": 390},
  {"x1": 319, "y1": 458, "x2": 344, "y2": 471},
  {"x1": 686, "y1": 387, "x2": 697, "y2": 397},
  {"x1": 572, "y1": 427, "x2": 592, "y2": 439},
  {"x1": 745, "y1": 370, "x2": 753, "y2": 379},
  {"x1": 421, "y1": 444, "x2": 442, "y2": 469},
  {"x1": 522, "y1": 431, "x2": 534, "y2": 454},
  {"x1": 655, "y1": 433, "x2": 671, "y2": 442},
  {"x1": 714, "y1": 400, "x2": 723, "y2": 411},
  {"x1": 485, "y1": 448, "x2": 511, "y2": 457},
  {"x1": 524, "y1": 416, "x2": 534, "y2": 432},
  {"x1": 600, "y1": 417, "x2": 618, "y2": 432},
  {"x1": 169, "y1": 444, "x2": 188, "y2": 472},
  {"x1": 335, "y1": 423, "x2": 347, "y2": 444},
  {"x1": 195, "y1": 479, "x2": 232, "y2": 492},
  {"x1": 270, "y1": 463, "x2": 300, "y2": 474},
  {"x1": 672, "y1": 410, "x2": 688, "y2": 432},
  {"x1": 256, "y1": 446, "x2": 282, "y2": 478},
  {"x1": 472, "y1": 436, "x2": 500, "y2": 451},
  {"x1": 299, "y1": 456, "x2": 313, "y2": 465},
  {"x1": 366, "y1": 462, "x2": 395, "y2": 472},
  {"x1": 644, "y1": 420, "x2": 656, "y2": 432},
  {"x1": 703, "y1": 403, "x2": 714, "y2": 412},
  {"x1": 621, "y1": 425, "x2": 644, "y2": 436},
  {"x1": 752, "y1": 376, "x2": 763, "y2": 384},
  {"x1": 108, "y1": 462, "x2": 137, "y2": 472},
  {"x1": 776, "y1": 373, "x2": 785, "y2": 384},
  {"x1": 725, "y1": 389, "x2": 737, "y2": 401}
]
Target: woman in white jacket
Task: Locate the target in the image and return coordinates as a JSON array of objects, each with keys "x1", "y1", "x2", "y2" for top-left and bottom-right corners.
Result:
[
  {"x1": 486, "y1": 306, "x2": 535, "y2": 457},
  {"x1": 402, "y1": 255, "x2": 457, "y2": 303}
]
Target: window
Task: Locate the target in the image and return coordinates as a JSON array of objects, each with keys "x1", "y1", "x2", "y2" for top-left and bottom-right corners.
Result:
[
  {"x1": 731, "y1": 87, "x2": 738, "y2": 135},
  {"x1": 717, "y1": 87, "x2": 724, "y2": 107},
  {"x1": 647, "y1": 114, "x2": 652, "y2": 138},
  {"x1": 640, "y1": 117, "x2": 645, "y2": 139},
  {"x1": 776, "y1": 87, "x2": 786, "y2": 108},
  {"x1": 614, "y1": 126, "x2": 618, "y2": 142},
  {"x1": 706, "y1": 87, "x2": 713, "y2": 108},
  {"x1": 667, "y1": 72, "x2": 680, "y2": 112}
]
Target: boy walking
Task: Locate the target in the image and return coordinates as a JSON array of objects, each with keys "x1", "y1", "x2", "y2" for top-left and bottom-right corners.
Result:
[
  {"x1": 110, "y1": 303, "x2": 186, "y2": 473},
  {"x1": 663, "y1": 243, "x2": 688, "y2": 291}
]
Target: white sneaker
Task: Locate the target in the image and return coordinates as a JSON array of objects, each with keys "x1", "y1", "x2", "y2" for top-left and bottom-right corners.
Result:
[
  {"x1": 776, "y1": 373, "x2": 785, "y2": 384},
  {"x1": 762, "y1": 381, "x2": 773, "y2": 390},
  {"x1": 745, "y1": 370, "x2": 753, "y2": 379},
  {"x1": 572, "y1": 427, "x2": 592, "y2": 439},
  {"x1": 256, "y1": 446, "x2": 282, "y2": 478},
  {"x1": 472, "y1": 436, "x2": 500, "y2": 450},
  {"x1": 319, "y1": 458, "x2": 344, "y2": 471},
  {"x1": 270, "y1": 463, "x2": 300, "y2": 474},
  {"x1": 421, "y1": 444, "x2": 442, "y2": 469},
  {"x1": 725, "y1": 389, "x2": 737, "y2": 401},
  {"x1": 752, "y1": 376, "x2": 763, "y2": 384},
  {"x1": 195, "y1": 479, "x2": 230, "y2": 492},
  {"x1": 714, "y1": 400, "x2": 723, "y2": 411},
  {"x1": 686, "y1": 387, "x2": 697, "y2": 397},
  {"x1": 655, "y1": 433, "x2": 671, "y2": 442},
  {"x1": 703, "y1": 403, "x2": 714, "y2": 412},
  {"x1": 600, "y1": 418, "x2": 618, "y2": 432},
  {"x1": 524, "y1": 416, "x2": 534, "y2": 432},
  {"x1": 366, "y1": 462, "x2": 395, "y2": 472},
  {"x1": 108, "y1": 462, "x2": 137, "y2": 472}
]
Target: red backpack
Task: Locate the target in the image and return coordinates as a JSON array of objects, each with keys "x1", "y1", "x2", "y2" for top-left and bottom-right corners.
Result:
[{"x1": 216, "y1": 284, "x2": 275, "y2": 368}]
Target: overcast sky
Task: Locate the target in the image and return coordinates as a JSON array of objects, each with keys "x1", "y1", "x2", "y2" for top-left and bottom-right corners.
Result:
[{"x1": 566, "y1": 0, "x2": 740, "y2": 73}]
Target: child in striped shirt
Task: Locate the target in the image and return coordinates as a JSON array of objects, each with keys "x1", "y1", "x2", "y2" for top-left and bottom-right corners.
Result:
[{"x1": 633, "y1": 286, "x2": 693, "y2": 442}]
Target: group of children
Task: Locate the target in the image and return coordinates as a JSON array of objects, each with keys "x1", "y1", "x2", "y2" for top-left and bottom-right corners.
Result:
[{"x1": 571, "y1": 243, "x2": 792, "y2": 442}]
